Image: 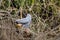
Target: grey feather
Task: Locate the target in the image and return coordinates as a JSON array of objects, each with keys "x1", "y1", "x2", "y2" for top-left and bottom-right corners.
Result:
[{"x1": 15, "y1": 14, "x2": 32, "y2": 28}]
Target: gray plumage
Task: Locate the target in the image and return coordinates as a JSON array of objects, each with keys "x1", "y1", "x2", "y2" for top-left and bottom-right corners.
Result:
[{"x1": 15, "y1": 14, "x2": 32, "y2": 28}]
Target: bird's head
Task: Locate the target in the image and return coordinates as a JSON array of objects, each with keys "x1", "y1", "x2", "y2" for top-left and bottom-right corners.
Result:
[{"x1": 26, "y1": 14, "x2": 31, "y2": 20}]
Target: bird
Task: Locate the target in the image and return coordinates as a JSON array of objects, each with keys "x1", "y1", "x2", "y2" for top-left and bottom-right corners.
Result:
[{"x1": 15, "y1": 14, "x2": 32, "y2": 33}]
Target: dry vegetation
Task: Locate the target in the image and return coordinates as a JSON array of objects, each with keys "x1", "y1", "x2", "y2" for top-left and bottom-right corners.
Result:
[{"x1": 0, "y1": 0, "x2": 60, "y2": 40}]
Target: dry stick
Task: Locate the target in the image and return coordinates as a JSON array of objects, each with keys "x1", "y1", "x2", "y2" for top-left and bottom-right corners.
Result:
[
  {"x1": 46, "y1": 25, "x2": 60, "y2": 35},
  {"x1": 0, "y1": 0, "x2": 2, "y2": 6},
  {"x1": 0, "y1": 20, "x2": 3, "y2": 38},
  {"x1": 20, "y1": 7, "x2": 23, "y2": 19},
  {"x1": 0, "y1": 10, "x2": 9, "y2": 12},
  {"x1": 0, "y1": 10, "x2": 11, "y2": 16},
  {"x1": 29, "y1": 4, "x2": 34, "y2": 11},
  {"x1": 8, "y1": 0, "x2": 11, "y2": 8}
]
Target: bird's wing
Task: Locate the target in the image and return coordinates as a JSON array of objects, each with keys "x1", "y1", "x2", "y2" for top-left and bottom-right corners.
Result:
[
  {"x1": 16, "y1": 18, "x2": 29, "y2": 24},
  {"x1": 16, "y1": 14, "x2": 31, "y2": 24}
]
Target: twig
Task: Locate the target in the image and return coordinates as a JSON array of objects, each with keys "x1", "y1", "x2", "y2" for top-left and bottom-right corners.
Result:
[{"x1": 0, "y1": 0, "x2": 2, "y2": 6}]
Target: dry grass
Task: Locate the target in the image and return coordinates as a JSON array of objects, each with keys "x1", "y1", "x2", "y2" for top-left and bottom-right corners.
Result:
[
  {"x1": 0, "y1": 0, "x2": 60, "y2": 40},
  {"x1": 0, "y1": 9, "x2": 60, "y2": 40}
]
